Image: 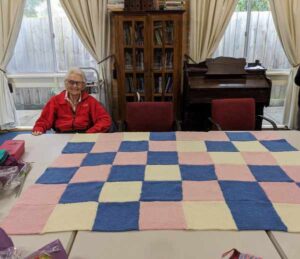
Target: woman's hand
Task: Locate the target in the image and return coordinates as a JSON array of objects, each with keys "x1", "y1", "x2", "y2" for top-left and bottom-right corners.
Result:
[{"x1": 32, "y1": 131, "x2": 43, "y2": 136}]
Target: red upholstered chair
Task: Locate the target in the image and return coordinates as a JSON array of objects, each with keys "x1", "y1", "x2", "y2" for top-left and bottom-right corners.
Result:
[
  {"x1": 210, "y1": 98, "x2": 277, "y2": 130},
  {"x1": 125, "y1": 102, "x2": 174, "y2": 132}
]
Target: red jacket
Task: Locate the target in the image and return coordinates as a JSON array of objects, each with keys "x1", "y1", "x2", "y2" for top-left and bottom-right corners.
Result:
[{"x1": 33, "y1": 90, "x2": 111, "y2": 133}]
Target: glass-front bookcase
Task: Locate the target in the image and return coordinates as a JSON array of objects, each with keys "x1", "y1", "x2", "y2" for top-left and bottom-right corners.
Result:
[{"x1": 112, "y1": 10, "x2": 184, "y2": 121}]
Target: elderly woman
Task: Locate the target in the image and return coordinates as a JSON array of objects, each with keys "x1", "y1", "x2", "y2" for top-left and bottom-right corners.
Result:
[{"x1": 32, "y1": 68, "x2": 111, "y2": 135}]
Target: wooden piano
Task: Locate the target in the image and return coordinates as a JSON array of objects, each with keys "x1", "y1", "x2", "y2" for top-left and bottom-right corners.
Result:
[{"x1": 182, "y1": 57, "x2": 272, "y2": 131}]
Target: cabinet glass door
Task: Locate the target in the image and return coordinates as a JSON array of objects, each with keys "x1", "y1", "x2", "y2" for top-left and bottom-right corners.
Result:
[
  {"x1": 123, "y1": 18, "x2": 146, "y2": 102},
  {"x1": 151, "y1": 19, "x2": 175, "y2": 101},
  {"x1": 123, "y1": 21, "x2": 132, "y2": 46}
]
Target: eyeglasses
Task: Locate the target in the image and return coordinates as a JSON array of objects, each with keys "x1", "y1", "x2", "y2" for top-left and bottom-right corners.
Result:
[{"x1": 66, "y1": 79, "x2": 85, "y2": 86}]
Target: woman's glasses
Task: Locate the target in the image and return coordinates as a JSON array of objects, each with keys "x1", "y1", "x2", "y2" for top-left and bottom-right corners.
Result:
[{"x1": 66, "y1": 79, "x2": 85, "y2": 86}]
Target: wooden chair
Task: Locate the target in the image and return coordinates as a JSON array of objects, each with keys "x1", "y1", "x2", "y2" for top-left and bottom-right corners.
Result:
[
  {"x1": 125, "y1": 102, "x2": 176, "y2": 132},
  {"x1": 209, "y1": 98, "x2": 277, "y2": 130}
]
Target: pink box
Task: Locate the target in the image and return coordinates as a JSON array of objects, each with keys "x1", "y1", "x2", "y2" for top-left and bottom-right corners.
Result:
[{"x1": 0, "y1": 140, "x2": 25, "y2": 160}]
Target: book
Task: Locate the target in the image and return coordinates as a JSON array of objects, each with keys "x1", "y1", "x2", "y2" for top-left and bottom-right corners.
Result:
[
  {"x1": 165, "y1": 21, "x2": 174, "y2": 44},
  {"x1": 154, "y1": 76, "x2": 163, "y2": 93},
  {"x1": 125, "y1": 50, "x2": 133, "y2": 69},
  {"x1": 165, "y1": 75, "x2": 173, "y2": 93},
  {"x1": 124, "y1": 23, "x2": 132, "y2": 45},
  {"x1": 135, "y1": 22, "x2": 144, "y2": 46},
  {"x1": 125, "y1": 75, "x2": 133, "y2": 93},
  {"x1": 154, "y1": 49, "x2": 163, "y2": 69},
  {"x1": 165, "y1": 50, "x2": 173, "y2": 69},
  {"x1": 137, "y1": 76, "x2": 145, "y2": 93},
  {"x1": 154, "y1": 22, "x2": 163, "y2": 45},
  {"x1": 136, "y1": 49, "x2": 144, "y2": 70},
  {"x1": 165, "y1": 0, "x2": 185, "y2": 9}
]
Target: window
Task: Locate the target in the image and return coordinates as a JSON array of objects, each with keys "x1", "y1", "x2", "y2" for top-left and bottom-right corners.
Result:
[
  {"x1": 51, "y1": 0, "x2": 97, "y2": 71},
  {"x1": 7, "y1": 0, "x2": 54, "y2": 73},
  {"x1": 213, "y1": 0, "x2": 290, "y2": 127},
  {"x1": 9, "y1": 0, "x2": 99, "y2": 128},
  {"x1": 7, "y1": 0, "x2": 96, "y2": 74},
  {"x1": 214, "y1": 0, "x2": 290, "y2": 70}
]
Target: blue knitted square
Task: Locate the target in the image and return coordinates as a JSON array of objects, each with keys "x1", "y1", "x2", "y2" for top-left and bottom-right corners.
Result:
[{"x1": 93, "y1": 202, "x2": 139, "y2": 231}]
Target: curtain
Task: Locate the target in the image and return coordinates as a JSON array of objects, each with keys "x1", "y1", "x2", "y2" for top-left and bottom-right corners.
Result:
[
  {"x1": 0, "y1": 0, "x2": 25, "y2": 130},
  {"x1": 269, "y1": 0, "x2": 300, "y2": 129},
  {"x1": 60, "y1": 0, "x2": 110, "y2": 109},
  {"x1": 189, "y1": 0, "x2": 238, "y2": 63}
]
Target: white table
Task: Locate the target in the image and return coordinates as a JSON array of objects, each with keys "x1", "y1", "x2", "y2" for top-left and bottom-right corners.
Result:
[
  {"x1": 2, "y1": 131, "x2": 300, "y2": 258},
  {"x1": 0, "y1": 133, "x2": 75, "y2": 255},
  {"x1": 268, "y1": 232, "x2": 300, "y2": 259},
  {"x1": 267, "y1": 131, "x2": 300, "y2": 259},
  {"x1": 69, "y1": 231, "x2": 280, "y2": 259}
]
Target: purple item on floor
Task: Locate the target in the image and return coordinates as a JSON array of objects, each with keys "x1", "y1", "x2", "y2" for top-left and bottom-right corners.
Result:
[
  {"x1": 0, "y1": 228, "x2": 14, "y2": 250},
  {"x1": 24, "y1": 239, "x2": 68, "y2": 259}
]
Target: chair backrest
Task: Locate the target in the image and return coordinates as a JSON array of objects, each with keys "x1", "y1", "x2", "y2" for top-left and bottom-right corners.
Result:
[
  {"x1": 126, "y1": 102, "x2": 174, "y2": 132},
  {"x1": 211, "y1": 98, "x2": 256, "y2": 130}
]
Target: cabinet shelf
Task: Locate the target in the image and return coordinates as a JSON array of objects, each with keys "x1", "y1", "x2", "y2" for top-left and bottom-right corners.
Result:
[
  {"x1": 126, "y1": 93, "x2": 145, "y2": 96},
  {"x1": 152, "y1": 70, "x2": 174, "y2": 73},
  {"x1": 153, "y1": 93, "x2": 173, "y2": 96},
  {"x1": 112, "y1": 10, "x2": 184, "y2": 121},
  {"x1": 124, "y1": 45, "x2": 145, "y2": 48},
  {"x1": 125, "y1": 69, "x2": 145, "y2": 73}
]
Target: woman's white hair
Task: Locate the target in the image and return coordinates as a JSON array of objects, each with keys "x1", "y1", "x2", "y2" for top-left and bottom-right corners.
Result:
[{"x1": 65, "y1": 67, "x2": 86, "y2": 82}]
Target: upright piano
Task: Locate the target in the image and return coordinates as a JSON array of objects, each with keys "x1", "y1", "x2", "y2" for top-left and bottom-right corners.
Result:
[{"x1": 182, "y1": 57, "x2": 272, "y2": 131}]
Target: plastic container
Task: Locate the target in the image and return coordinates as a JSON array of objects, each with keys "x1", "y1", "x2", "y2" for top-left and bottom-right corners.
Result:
[{"x1": 0, "y1": 166, "x2": 19, "y2": 189}]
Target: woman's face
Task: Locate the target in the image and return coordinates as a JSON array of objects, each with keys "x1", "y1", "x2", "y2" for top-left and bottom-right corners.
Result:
[{"x1": 65, "y1": 73, "x2": 85, "y2": 97}]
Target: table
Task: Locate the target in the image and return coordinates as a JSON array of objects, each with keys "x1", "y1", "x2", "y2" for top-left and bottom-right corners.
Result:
[
  {"x1": 0, "y1": 134, "x2": 75, "y2": 256},
  {"x1": 267, "y1": 131, "x2": 300, "y2": 259},
  {"x1": 69, "y1": 231, "x2": 280, "y2": 259},
  {"x1": 2, "y1": 131, "x2": 300, "y2": 258},
  {"x1": 268, "y1": 232, "x2": 299, "y2": 259}
]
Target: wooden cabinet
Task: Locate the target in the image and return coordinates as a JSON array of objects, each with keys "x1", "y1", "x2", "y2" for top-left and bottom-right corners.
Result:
[{"x1": 112, "y1": 10, "x2": 184, "y2": 121}]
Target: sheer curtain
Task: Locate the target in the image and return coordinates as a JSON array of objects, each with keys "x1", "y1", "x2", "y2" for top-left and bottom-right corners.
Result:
[
  {"x1": 189, "y1": 0, "x2": 238, "y2": 62},
  {"x1": 59, "y1": 0, "x2": 110, "y2": 108},
  {"x1": 0, "y1": 0, "x2": 25, "y2": 129},
  {"x1": 269, "y1": 0, "x2": 300, "y2": 129}
]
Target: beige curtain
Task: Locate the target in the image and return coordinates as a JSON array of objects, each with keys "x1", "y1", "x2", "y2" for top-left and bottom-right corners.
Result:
[
  {"x1": 269, "y1": 0, "x2": 300, "y2": 129},
  {"x1": 189, "y1": 0, "x2": 238, "y2": 62},
  {"x1": 0, "y1": 0, "x2": 25, "y2": 129},
  {"x1": 60, "y1": 0, "x2": 110, "y2": 108},
  {"x1": 60, "y1": 0, "x2": 108, "y2": 63}
]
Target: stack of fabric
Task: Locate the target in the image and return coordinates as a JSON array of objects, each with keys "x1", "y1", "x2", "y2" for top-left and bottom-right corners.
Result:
[{"x1": 165, "y1": 0, "x2": 185, "y2": 10}]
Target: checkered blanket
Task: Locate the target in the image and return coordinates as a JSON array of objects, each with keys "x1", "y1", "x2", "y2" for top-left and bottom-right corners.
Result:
[{"x1": 2, "y1": 131, "x2": 300, "y2": 234}]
